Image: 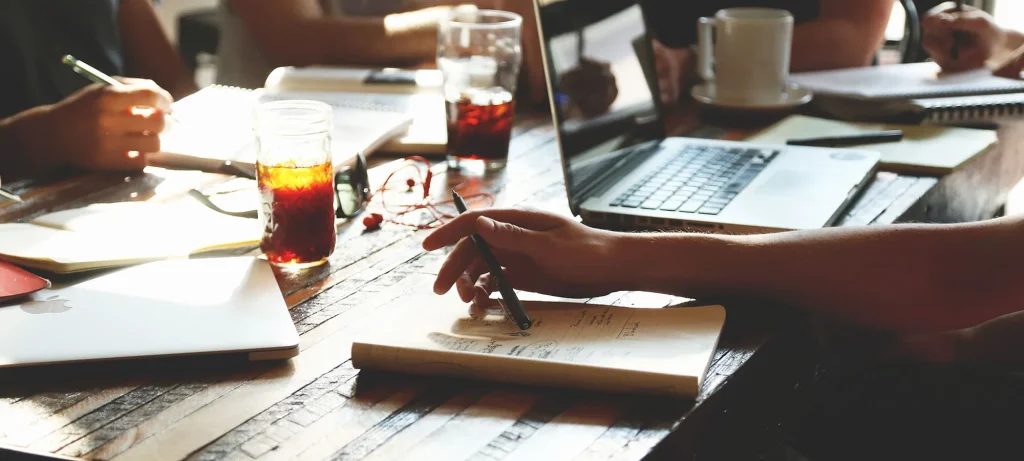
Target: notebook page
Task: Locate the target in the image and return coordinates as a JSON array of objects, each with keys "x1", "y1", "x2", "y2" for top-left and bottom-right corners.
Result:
[
  {"x1": 746, "y1": 115, "x2": 997, "y2": 174},
  {"x1": 159, "y1": 86, "x2": 414, "y2": 170},
  {"x1": 159, "y1": 85, "x2": 257, "y2": 163},
  {"x1": 259, "y1": 90, "x2": 439, "y2": 155},
  {"x1": 29, "y1": 200, "x2": 260, "y2": 255},
  {"x1": 790, "y1": 62, "x2": 1024, "y2": 100},
  {"x1": 352, "y1": 293, "x2": 725, "y2": 397},
  {"x1": 0, "y1": 223, "x2": 176, "y2": 272},
  {"x1": 257, "y1": 90, "x2": 414, "y2": 161}
]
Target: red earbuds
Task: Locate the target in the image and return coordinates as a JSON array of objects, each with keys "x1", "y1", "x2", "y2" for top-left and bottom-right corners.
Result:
[
  {"x1": 362, "y1": 212, "x2": 384, "y2": 230},
  {"x1": 361, "y1": 156, "x2": 493, "y2": 231}
]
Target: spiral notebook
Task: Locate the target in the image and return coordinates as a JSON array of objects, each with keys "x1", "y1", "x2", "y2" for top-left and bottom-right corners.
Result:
[
  {"x1": 790, "y1": 62, "x2": 1024, "y2": 124},
  {"x1": 156, "y1": 85, "x2": 413, "y2": 171},
  {"x1": 264, "y1": 66, "x2": 448, "y2": 155}
]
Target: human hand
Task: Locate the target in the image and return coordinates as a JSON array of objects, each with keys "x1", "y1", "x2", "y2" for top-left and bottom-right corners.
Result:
[
  {"x1": 922, "y1": 3, "x2": 1006, "y2": 73},
  {"x1": 423, "y1": 208, "x2": 628, "y2": 303},
  {"x1": 559, "y1": 57, "x2": 618, "y2": 118},
  {"x1": 653, "y1": 40, "x2": 694, "y2": 105},
  {"x1": 15, "y1": 79, "x2": 172, "y2": 172},
  {"x1": 993, "y1": 44, "x2": 1024, "y2": 80}
]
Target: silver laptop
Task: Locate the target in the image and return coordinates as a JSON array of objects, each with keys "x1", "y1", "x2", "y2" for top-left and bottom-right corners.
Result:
[
  {"x1": 0, "y1": 257, "x2": 299, "y2": 368},
  {"x1": 534, "y1": 1, "x2": 880, "y2": 233}
]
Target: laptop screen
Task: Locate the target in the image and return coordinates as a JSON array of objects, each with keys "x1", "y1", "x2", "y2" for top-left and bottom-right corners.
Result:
[{"x1": 537, "y1": 0, "x2": 665, "y2": 212}]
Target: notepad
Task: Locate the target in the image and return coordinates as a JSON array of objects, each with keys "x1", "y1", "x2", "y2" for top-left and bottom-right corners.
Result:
[
  {"x1": 0, "y1": 200, "x2": 260, "y2": 273},
  {"x1": 746, "y1": 115, "x2": 997, "y2": 175},
  {"x1": 789, "y1": 63, "x2": 1024, "y2": 124},
  {"x1": 157, "y1": 84, "x2": 414, "y2": 171},
  {"x1": 352, "y1": 294, "x2": 726, "y2": 397},
  {"x1": 790, "y1": 62, "x2": 1024, "y2": 101},
  {"x1": 264, "y1": 66, "x2": 447, "y2": 155}
]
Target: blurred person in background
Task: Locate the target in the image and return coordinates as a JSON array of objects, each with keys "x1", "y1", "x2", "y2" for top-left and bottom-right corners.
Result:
[{"x1": 0, "y1": 0, "x2": 196, "y2": 176}]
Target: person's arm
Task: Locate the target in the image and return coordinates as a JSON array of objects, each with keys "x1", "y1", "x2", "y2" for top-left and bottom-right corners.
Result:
[
  {"x1": 424, "y1": 210, "x2": 1024, "y2": 335},
  {"x1": 227, "y1": 0, "x2": 448, "y2": 68},
  {"x1": 622, "y1": 217, "x2": 1024, "y2": 333},
  {"x1": 789, "y1": 0, "x2": 893, "y2": 71},
  {"x1": 0, "y1": 82, "x2": 171, "y2": 176},
  {"x1": 922, "y1": 3, "x2": 1024, "y2": 75},
  {"x1": 118, "y1": 0, "x2": 198, "y2": 99}
]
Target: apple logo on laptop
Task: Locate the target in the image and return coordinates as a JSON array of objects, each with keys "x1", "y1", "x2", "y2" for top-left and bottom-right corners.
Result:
[{"x1": 21, "y1": 295, "x2": 73, "y2": 314}]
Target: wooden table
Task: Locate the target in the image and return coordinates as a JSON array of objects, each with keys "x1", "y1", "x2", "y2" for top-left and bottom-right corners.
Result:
[{"x1": 2, "y1": 108, "x2": 1023, "y2": 461}]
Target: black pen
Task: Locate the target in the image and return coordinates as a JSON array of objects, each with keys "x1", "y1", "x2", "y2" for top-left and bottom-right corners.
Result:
[
  {"x1": 451, "y1": 191, "x2": 532, "y2": 330},
  {"x1": 951, "y1": 0, "x2": 965, "y2": 61},
  {"x1": 786, "y1": 130, "x2": 903, "y2": 147}
]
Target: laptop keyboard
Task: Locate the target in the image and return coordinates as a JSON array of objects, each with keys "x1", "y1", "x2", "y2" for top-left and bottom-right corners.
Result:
[{"x1": 610, "y1": 145, "x2": 777, "y2": 215}]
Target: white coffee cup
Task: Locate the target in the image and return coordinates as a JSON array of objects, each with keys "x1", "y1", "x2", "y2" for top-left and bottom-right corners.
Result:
[{"x1": 697, "y1": 8, "x2": 793, "y2": 105}]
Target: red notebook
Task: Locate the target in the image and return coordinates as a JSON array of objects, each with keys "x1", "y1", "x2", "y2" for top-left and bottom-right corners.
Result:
[{"x1": 0, "y1": 260, "x2": 50, "y2": 302}]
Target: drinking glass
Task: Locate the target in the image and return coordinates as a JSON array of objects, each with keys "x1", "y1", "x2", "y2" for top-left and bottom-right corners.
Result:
[
  {"x1": 438, "y1": 8, "x2": 522, "y2": 171},
  {"x1": 254, "y1": 100, "x2": 336, "y2": 268}
]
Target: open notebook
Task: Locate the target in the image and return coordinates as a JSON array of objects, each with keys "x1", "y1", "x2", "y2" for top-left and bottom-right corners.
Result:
[
  {"x1": 265, "y1": 66, "x2": 448, "y2": 154},
  {"x1": 0, "y1": 200, "x2": 260, "y2": 273},
  {"x1": 352, "y1": 294, "x2": 726, "y2": 398},
  {"x1": 746, "y1": 115, "x2": 998, "y2": 175},
  {"x1": 790, "y1": 62, "x2": 1024, "y2": 124},
  {"x1": 156, "y1": 84, "x2": 413, "y2": 171}
]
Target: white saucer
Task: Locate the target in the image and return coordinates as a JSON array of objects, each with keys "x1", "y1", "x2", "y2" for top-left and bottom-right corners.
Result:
[{"x1": 691, "y1": 83, "x2": 813, "y2": 110}]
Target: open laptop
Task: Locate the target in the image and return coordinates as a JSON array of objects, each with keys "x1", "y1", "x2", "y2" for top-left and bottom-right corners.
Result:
[
  {"x1": 0, "y1": 257, "x2": 299, "y2": 368},
  {"x1": 534, "y1": 0, "x2": 880, "y2": 233}
]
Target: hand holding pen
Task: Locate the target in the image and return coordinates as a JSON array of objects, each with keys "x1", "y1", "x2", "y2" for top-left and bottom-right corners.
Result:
[
  {"x1": 921, "y1": 3, "x2": 1006, "y2": 74},
  {"x1": 12, "y1": 55, "x2": 176, "y2": 172}
]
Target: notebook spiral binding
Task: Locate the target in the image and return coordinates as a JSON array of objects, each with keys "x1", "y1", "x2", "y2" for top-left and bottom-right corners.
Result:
[
  {"x1": 921, "y1": 93, "x2": 1024, "y2": 124},
  {"x1": 255, "y1": 87, "x2": 400, "y2": 113}
]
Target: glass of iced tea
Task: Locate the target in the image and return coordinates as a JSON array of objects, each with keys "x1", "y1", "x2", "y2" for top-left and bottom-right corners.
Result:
[
  {"x1": 438, "y1": 8, "x2": 522, "y2": 171},
  {"x1": 254, "y1": 100, "x2": 336, "y2": 268}
]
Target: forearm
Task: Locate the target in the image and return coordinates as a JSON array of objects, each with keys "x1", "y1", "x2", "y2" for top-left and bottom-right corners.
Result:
[
  {"x1": 790, "y1": 20, "x2": 884, "y2": 71},
  {"x1": 614, "y1": 218, "x2": 1024, "y2": 333}
]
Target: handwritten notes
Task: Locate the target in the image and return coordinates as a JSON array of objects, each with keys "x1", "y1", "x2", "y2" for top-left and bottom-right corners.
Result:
[{"x1": 351, "y1": 294, "x2": 726, "y2": 397}]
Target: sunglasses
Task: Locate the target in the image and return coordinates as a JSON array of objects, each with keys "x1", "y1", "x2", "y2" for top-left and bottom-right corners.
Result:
[{"x1": 190, "y1": 152, "x2": 371, "y2": 220}]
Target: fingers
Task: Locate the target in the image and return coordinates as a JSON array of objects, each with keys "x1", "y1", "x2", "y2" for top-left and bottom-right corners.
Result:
[
  {"x1": 102, "y1": 83, "x2": 173, "y2": 113},
  {"x1": 472, "y1": 272, "x2": 498, "y2": 306},
  {"x1": 949, "y1": 11, "x2": 998, "y2": 35},
  {"x1": 994, "y1": 47, "x2": 1024, "y2": 79},
  {"x1": 434, "y1": 237, "x2": 478, "y2": 295},
  {"x1": 422, "y1": 208, "x2": 564, "y2": 251},
  {"x1": 475, "y1": 216, "x2": 546, "y2": 253},
  {"x1": 99, "y1": 110, "x2": 167, "y2": 135},
  {"x1": 111, "y1": 133, "x2": 161, "y2": 155}
]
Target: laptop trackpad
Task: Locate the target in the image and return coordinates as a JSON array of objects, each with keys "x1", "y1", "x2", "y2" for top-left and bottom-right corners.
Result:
[{"x1": 753, "y1": 170, "x2": 830, "y2": 196}]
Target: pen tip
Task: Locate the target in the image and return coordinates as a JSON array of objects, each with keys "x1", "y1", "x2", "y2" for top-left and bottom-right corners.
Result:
[{"x1": 61, "y1": 54, "x2": 74, "y2": 64}]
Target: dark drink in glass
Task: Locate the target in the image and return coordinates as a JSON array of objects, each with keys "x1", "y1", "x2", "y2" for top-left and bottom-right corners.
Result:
[
  {"x1": 446, "y1": 88, "x2": 515, "y2": 169},
  {"x1": 257, "y1": 161, "x2": 336, "y2": 267},
  {"x1": 437, "y1": 10, "x2": 522, "y2": 172},
  {"x1": 254, "y1": 100, "x2": 335, "y2": 268}
]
